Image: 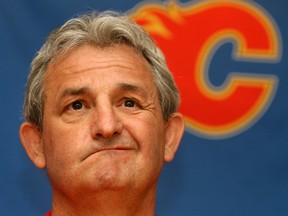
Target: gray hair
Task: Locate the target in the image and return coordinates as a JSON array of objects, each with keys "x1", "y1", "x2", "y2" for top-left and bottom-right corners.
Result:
[{"x1": 24, "y1": 11, "x2": 180, "y2": 130}]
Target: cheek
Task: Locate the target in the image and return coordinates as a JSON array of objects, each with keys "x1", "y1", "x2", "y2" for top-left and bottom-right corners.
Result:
[
  {"x1": 125, "y1": 116, "x2": 166, "y2": 160},
  {"x1": 41, "y1": 118, "x2": 89, "y2": 167}
]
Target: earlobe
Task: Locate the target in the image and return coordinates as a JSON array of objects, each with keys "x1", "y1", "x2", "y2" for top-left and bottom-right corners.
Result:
[
  {"x1": 19, "y1": 122, "x2": 46, "y2": 169},
  {"x1": 164, "y1": 112, "x2": 185, "y2": 162}
]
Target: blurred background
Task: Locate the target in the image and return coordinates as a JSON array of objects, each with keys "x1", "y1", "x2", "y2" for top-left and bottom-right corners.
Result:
[{"x1": 1, "y1": 0, "x2": 287, "y2": 215}]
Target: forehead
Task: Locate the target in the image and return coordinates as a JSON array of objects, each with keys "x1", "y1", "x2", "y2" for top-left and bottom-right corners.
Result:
[
  {"x1": 47, "y1": 44, "x2": 151, "y2": 75},
  {"x1": 44, "y1": 44, "x2": 157, "y2": 95}
]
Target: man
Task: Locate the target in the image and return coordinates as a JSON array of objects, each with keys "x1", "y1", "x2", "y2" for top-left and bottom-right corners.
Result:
[{"x1": 19, "y1": 11, "x2": 184, "y2": 216}]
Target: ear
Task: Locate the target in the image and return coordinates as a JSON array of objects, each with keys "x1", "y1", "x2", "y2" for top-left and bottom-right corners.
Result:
[
  {"x1": 19, "y1": 122, "x2": 46, "y2": 169},
  {"x1": 164, "y1": 112, "x2": 185, "y2": 162}
]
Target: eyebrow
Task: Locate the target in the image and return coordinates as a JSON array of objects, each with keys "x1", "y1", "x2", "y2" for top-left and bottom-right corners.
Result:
[
  {"x1": 58, "y1": 83, "x2": 147, "y2": 101},
  {"x1": 117, "y1": 83, "x2": 147, "y2": 97},
  {"x1": 56, "y1": 87, "x2": 89, "y2": 105},
  {"x1": 59, "y1": 87, "x2": 89, "y2": 99}
]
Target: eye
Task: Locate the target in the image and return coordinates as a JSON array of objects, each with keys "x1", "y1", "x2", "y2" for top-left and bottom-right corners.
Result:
[
  {"x1": 70, "y1": 100, "x2": 83, "y2": 110},
  {"x1": 124, "y1": 99, "x2": 136, "y2": 108}
]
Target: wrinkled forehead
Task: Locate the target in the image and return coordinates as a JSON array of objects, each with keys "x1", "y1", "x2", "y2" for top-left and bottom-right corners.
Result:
[
  {"x1": 45, "y1": 43, "x2": 153, "y2": 77},
  {"x1": 43, "y1": 44, "x2": 158, "y2": 96}
]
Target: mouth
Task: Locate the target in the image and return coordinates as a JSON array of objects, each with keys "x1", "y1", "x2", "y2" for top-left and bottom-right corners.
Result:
[
  {"x1": 96, "y1": 146, "x2": 132, "y2": 153},
  {"x1": 82, "y1": 146, "x2": 133, "y2": 161}
]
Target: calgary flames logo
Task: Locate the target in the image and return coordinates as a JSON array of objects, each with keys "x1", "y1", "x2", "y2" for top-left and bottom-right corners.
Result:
[{"x1": 130, "y1": 0, "x2": 282, "y2": 139}]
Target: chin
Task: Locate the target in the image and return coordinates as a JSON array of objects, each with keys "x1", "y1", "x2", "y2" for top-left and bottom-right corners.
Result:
[{"x1": 83, "y1": 167, "x2": 135, "y2": 192}]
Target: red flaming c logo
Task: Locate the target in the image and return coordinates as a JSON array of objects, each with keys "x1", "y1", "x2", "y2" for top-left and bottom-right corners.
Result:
[{"x1": 130, "y1": 0, "x2": 282, "y2": 139}]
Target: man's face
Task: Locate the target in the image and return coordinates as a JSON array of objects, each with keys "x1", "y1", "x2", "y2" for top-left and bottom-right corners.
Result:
[{"x1": 41, "y1": 44, "x2": 169, "y2": 195}]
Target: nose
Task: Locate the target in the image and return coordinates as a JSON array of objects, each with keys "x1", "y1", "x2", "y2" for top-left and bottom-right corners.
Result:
[{"x1": 91, "y1": 101, "x2": 123, "y2": 139}]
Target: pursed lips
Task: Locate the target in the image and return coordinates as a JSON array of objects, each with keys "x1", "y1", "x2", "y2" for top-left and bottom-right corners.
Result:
[
  {"x1": 82, "y1": 145, "x2": 134, "y2": 161},
  {"x1": 96, "y1": 146, "x2": 133, "y2": 153}
]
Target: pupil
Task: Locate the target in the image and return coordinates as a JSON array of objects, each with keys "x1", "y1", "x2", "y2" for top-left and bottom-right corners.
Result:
[
  {"x1": 125, "y1": 100, "x2": 134, "y2": 107},
  {"x1": 72, "y1": 101, "x2": 82, "y2": 110}
]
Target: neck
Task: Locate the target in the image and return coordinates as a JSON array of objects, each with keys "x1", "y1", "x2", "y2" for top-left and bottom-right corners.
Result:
[{"x1": 50, "y1": 185, "x2": 157, "y2": 216}]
